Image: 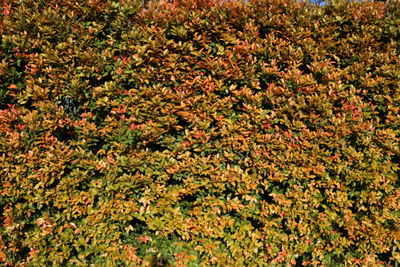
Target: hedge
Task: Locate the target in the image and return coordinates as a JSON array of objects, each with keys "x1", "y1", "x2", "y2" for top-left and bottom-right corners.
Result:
[{"x1": 1, "y1": 0, "x2": 399, "y2": 265}]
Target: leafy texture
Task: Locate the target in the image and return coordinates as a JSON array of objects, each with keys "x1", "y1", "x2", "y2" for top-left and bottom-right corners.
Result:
[{"x1": 0, "y1": 0, "x2": 399, "y2": 265}]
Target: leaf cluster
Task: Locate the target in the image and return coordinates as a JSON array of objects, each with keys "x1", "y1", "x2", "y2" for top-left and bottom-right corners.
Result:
[{"x1": 0, "y1": 0, "x2": 399, "y2": 265}]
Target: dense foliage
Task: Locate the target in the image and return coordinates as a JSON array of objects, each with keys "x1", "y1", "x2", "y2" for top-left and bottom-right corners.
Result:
[{"x1": 1, "y1": 0, "x2": 399, "y2": 265}]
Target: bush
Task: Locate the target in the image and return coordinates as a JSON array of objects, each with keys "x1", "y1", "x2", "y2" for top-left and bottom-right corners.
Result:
[{"x1": 1, "y1": 0, "x2": 399, "y2": 265}]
